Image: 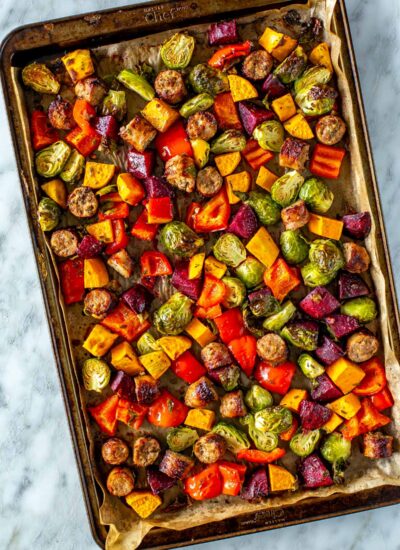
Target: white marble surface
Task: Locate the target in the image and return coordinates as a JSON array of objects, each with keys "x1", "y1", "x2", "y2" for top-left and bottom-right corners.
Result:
[{"x1": 0, "y1": 1, "x2": 400, "y2": 549}]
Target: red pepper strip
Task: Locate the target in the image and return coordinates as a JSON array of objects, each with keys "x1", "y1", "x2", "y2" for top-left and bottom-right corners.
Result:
[
  {"x1": 194, "y1": 304, "x2": 222, "y2": 320},
  {"x1": 214, "y1": 308, "x2": 246, "y2": 344},
  {"x1": 140, "y1": 251, "x2": 172, "y2": 277},
  {"x1": 185, "y1": 202, "x2": 201, "y2": 230},
  {"x1": 370, "y1": 386, "x2": 394, "y2": 411},
  {"x1": 208, "y1": 41, "x2": 252, "y2": 69},
  {"x1": 30, "y1": 110, "x2": 59, "y2": 151},
  {"x1": 197, "y1": 274, "x2": 226, "y2": 308},
  {"x1": 217, "y1": 461, "x2": 246, "y2": 496},
  {"x1": 241, "y1": 139, "x2": 274, "y2": 170},
  {"x1": 184, "y1": 464, "x2": 223, "y2": 500},
  {"x1": 145, "y1": 197, "x2": 174, "y2": 224},
  {"x1": 194, "y1": 187, "x2": 231, "y2": 233},
  {"x1": 279, "y1": 417, "x2": 299, "y2": 442},
  {"x1": 236, "y1": 448, "x2": 286, "y2": 464},
  {"x1": 228, "y1": 335, "x2": 257, "y2": 377},
  {"x1": 88, "y1": 394, "x2": 119, "y2": 436},
  {"x1": 310, "y1": 143, "x2": 346, "y2": 179},
  {"x1": 171, "y1": 350, "x2": 207, "y2": 384},
  {"x1": 105, "y1": 220, "x2": 129, "y2": 255},
  {"x1": 147, "y1": 390, "x2": 189, "y2": 428},
  {"x1": 73, "y1": 98, "x2": 96, "y2": 129},
  {"x1": 59, "y1": 258, "x2": 84, "y2": 305},
  {"x1": 263, "y1": 257, "x2": 300, "y2": 302},
  {"x1": 101, "y1": 301, "x2": 150, "y2": 342},
  {"x1": 213, "y1": 92, "x2": 242, "y2": 130},
  {"x1": 155, "y1": 120, "x2": 193, "y2": 162},
  {"x1": 341, "y1": 398, "x2": 391, "y2": 440},
  {"x1": 99, "y1": 200, "x2": 130, "y2": 221},
  {"x1": 131, "y1": 209, "x2": 159, "y2": 241},
  {"x1": 255, "y1": 361, "x2": 296, "y2": 396},
  {"x1": 65, "y1": 126, "x2": 101, "y2": 157},
  {"x1": 116, "y1": 398, "x2": 148, "y2": 430},
  {"x1": 353, "y1": 357, "x2": 387, "y2": 396}
]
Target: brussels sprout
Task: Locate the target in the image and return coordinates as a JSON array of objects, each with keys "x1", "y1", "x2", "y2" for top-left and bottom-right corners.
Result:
[
  {"x1": 245, "y1": 385, "x2": 273, "y2": 412},
  {"x1": 189, "y1": 63, "x2": 230, "y2": 96},
  {"x1": 160, "y1": 221, "x2": 204, "y2": 258},
  {"x1": 249, "y1": 289, "x2": 281, "y2": 318},
  {"x1": 294, "y1": 65, "x2": 332, "y2": 96},
  {"x1": 281, "y1": 321, "x2": 319, "y2": 351},
  {"x1": 210, "y1": 364, "x2": 241, "y2": 391},
  {"x1": 210, "y1": 129, "x2": 246, "y2": 154},
  {"x1": 137, "y1": 332, "x2": 160, "y2": 355},
  {"x1": 243, "y1": 307, "x2": 265, "y2": 338},
  {"x1": 236, "y1": 256, "x2": 264, "y2": 288},
  {"x1": 179, "y1": 93, "x2": 215, "y2": 118},
  {"x1": 161, "y1": 32, "x2": 195, "y2": 69},
  {"x1": 37, "y1": 198, "x2": 60, "y2": 232},
  {"x1": 280, "y1": 230, "x2": 309, "y2": 265},
  {"x1": 102, "y1": 90, "x2": 127, "y2": 121},
  {"x1": 242, "y1": 414, "x2": 279, "y2": 452},
  {"x1": 262, "y1": 301, "x2": 296, "y2": 331},
  {"x1": 153, "y1": 292, "x2": 193, "y2": 335},
  {"x1": 270, "y1": 170, "x2": 305, "y2": 208},
  {"x1": 299, "y1": 177, "x2": 334, "y2": 214},
  {"x1": 60, "y1": 150, "x2": 85, "y2": 183},
  {"x1": 301, "y1": 263, "x2": 337, "y2": 288},
  {"x1": 116, "y1": 69, "x2": 155, "y2": 101},
  {"x1": 35, "y1": 141, "x2": 71, "y2": 178},
  {"x1": 340, "y1": 297, "x2": 377, "y2": 324},
  {"x1": 298, "y1": 353, "x2": 325, "y2": 379},
  {"x1": 213, "y1": 233, "x2": 246, "y2": 268},
  {"x1": 22, "y1": 62, "x2": 60, "y2": 94},
  {"x1": 254, "y1": 406, "x2": 293, "y2": 434},
  {"x1": 309, "y1": 239, "x2": 345, "y2": 274},
  {"x1": 222, "y1": 277, "x2": 246, "y2": 308},
  {"x1": 82, "y1": 358, "x2": 111, "y2": 392},
  {"x1": 274, "y1": 46, "x2": 308, "y2": 84},
  {"x1": 290, "y1": 429, "x2": 321, "y2": 457},
  {"x1": 253, "y1": 120, "x2": 285, "y2": 152},
  {"x1": 242, "y1": 190, "x2": 281, "y2": 226},
  {"x1": 212, "y1": 422, "x2": 250, "y2": 453},
  {"x1": 296, "y1": 84, "x2": 337, "y2": 116},
  {"x1": 321, "y1": 432, "x2": 351, "y2": 483},
  {"x1": 166, "y1": 427, "x2": 199, "y2": 452}
]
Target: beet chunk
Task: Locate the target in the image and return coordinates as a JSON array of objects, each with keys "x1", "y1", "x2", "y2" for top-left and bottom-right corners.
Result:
[
  {"x1": 325, "y1": 314, "x2": 360, "y2": 339},
  {"x1": 262, "y1": 74, "x2": 287, "y2": 98},
  {"x1": 299, "y1": 454, "x2": 333, "y2": 488},
  {"x1": 144, "y1": 176, "x2": 174, "y2": 198},
  {"x1": 240, "y1": 468, "x2": 269, "y2": 501},
  {"x1": 208, "y1": 20, "x2": 238, "y2": 45},
  {"x1": 238, "y1": 101, "x2": 274, "y2": 135},
  {"x1": 127, "y1": 148, "x2": 155, "y2": 179},
  {"x1": 342, "y1": 212, "x2": 371, "y2": 240},
  {"x1": 299, "y1": 400, "x2": 333, "y2": 430},
  {"x1": 300, "y1": 286, "x2": 340, "y2": 320},
  {"x1": 77, "y1": 235, "x2": 103, "y2": 259},
  {"x1": 122, "y1": 284, "x2": 153, "y2": 314},
  {"x1": 228, "y1": 203, "x2": 258, "y2": 239},
  {"x1": 94, "y1": 115, "x2": 119, "y2": 141},
  {"x1": 311, "y1": 373, "x2": 343, "y2": 402},
  {"x1": 338, "y1": 272, "x2": 370, "y2": 301},
  {"x1": 110, "y1": 372, "x2": 136, "y2": 401},
  {"x1": 171, "y1": 261, "x2": 202, "y2": 301},
  {"x1": 147, "y1": 467, "x2": 176, "y2": 495},
  {"x1": 315, "y1": 336, "x2": 344, "y2": 365}
]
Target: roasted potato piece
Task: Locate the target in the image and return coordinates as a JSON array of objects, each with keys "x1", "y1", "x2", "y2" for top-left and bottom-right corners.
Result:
[
  {"x1": 220, "y1": 390, "x2": 247, "y2": 418},
  {"x1": 133, "y1": 436, "x2": 161, "y2": 467},
  {"x1": 102, "y1": 438, "x2": 130, "y2": 465},
  {"x1": 159, "y1": 450, "x2": 194, "y2": 480},
  {"x1": 184, "y1": 376, "x2": 219, "y2": 408},
  {"x1": 362, "y1": 431, "x2": 393, "y2": 459},
  {"x1": 106, "y1": 467, "x2": 135, "y2": 497},
  {"x1": 120, "y1": 114, "x2": 157, "y2": 152},
  {"x1": 193, "y1": 433, "x2": 226, "y2": 463},
  {"x1": 135, "y1": 374, "x2": 160, "y2": 405},
  {"x1": 281, "y1": 199, "x2": 310, "y2": 230},
  {"x1": 279, "y1": 137, "x2": 310, "y2": 171}
]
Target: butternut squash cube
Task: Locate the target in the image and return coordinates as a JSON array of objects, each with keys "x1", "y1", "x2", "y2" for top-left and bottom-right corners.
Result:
[
  {"x1": 158, "y1": 336, "x2": 192, "y2": 360},
  {"x1": 268, "y1": 464, "x2": 297, "y2": 492},
  {"x1": 272, "y1": 35, "x2": 298, "y2": 62},
  {"x1": 326, "y1": 357, "x2": 366, "y2": 394},
  {"x1": 111, "y1": 341, "x2": 144, "y2": 375},
  {"x1": 84, "y1": 258, "x2": 109, "y2": 288},
  {"x1": 83, "y1": 162, "x2": 116, "y2": 189},
  {"x1": 259, "y1": 27, "x2": 284, "y2": 53},
  {"x1": 280, "y1": 388, "x2": 308, "y2": 413},
  {"x1": 284, "y1": 113, "x2": 314, "y2": 140},
  {"x1": 204, "y1": 256, "x2": 227, "y2": 279},
  {"x1": 83, "y1": 324, "x2": 118, "y2": 357},
  {"x1": 87, "y1": 220, "x2": 114, "y2": 243},
  {"x1": 185, "y1": 408, "x2": 215, "y2": 431},
  {"x1": 141, "y1": 98, "x2": 180, "y2": 132},
  {"x1": 272, "y1": 93, "x2": 297, "y2": 122},
  {"x1": 310, "y1": 42, "x2": 333, "y2": 73},
  {"x1": 117, "y1": 173, "x2": 145, "y2": 206},
  {"x1": 225, "y1": 181, "x2": 241, "y2": 204},
  {"x1": 322, "y1": 411, "x2": 343, "y2": 433},
  {"x1": 328, "y1": 393, "x2": 362, "y2": 420},
  {"x1": 256, "y1": 166, "x2": 278, "y2": 192},
  {"x1": 126, "y1": 491, "x2": 162, "y2": 519},
  {"x1": 139, "y1": 351, "x2": 171, "y2": 379},
  {"x1": 215, "y1": 151, "x2": 241, "y2": 177},
  {"x1": 185, "y1": 318, "x2": 216, "y2": 347},
  {"x1": 246, "y1": 227, "x2": 279, "y2": 268},
  {"x1": 62, "y1": 49, "x2": 94, "y2": 82},
  {"x1": 308, "y1": 213, "x2": 344, "y2": 241},
  {"x1": 227, "y1": 75, "x2": 258, "y2": 102},
  {"x1": 225, "y1": 171, "x2": 251, "y2": 193},
  {"x1": 188, "y1": 253, "x2": 205, "y2": 280},
  {"x1": 41, "y1": 179, "x2": 67, "y2": 209}
]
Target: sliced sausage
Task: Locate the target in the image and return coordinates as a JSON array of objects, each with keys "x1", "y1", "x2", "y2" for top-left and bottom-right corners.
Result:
[
  {"x1": 75, "y1": 76, "x2": 107, "y2": 107},
  {"x1": 84, "y1": 289, "x2": 115, "y2": 319},
  {"x1": 193, "y1": 433, "x2": 226, "y2": 464},
  {"x1": 184, "y1": 376, "x2": 219, "y2": 408},
  {"x1": 68, "y1": 186, "x2": 98, "y2": 218},
  {"x1": 346, "y1": 331, "x2": 379, "y2": 363},
  {"x1": 48, "y1": 96, "x2": 75, "y2": 130},
  {"x1": 196, "y1": 166, "x2": 223, "y2": 197},
  {"x1": 279, "y1": 137, "x2": 310, "y2": 171},
  {"x1": 164, "y1": 153, "x2": 196, "y2": 193},
  {"x1": 133, "y1": 436, "x2": 161, "y2": 467},
  {"x1": 316, "y1": 115, "x2": 347, "y2": 146},
  {"x1": 256, "y1": 333, "x2": 288, "y2": 364},
  {"x1": 201, "y1": 342, "x2": 232, "y2": 370},
  {"x1": 281, "y1": 199, "x2": 310, "y2": 230},
  {"x1": 50, "y1": 228, "x2": 78, "y2": 257},
  {"x1": 362, "y1": 431, "x2": 393, "y2": 459},
  {"x1": 106, "y1": 467, "x2": 135, "y2": 497},
  {"x1": 135, "y1": 375, "x2": 160, "y2": 405},
  {"x1": 101, "y1": 438, "x2": 130, "y2": 465},
  {"x1": 343, "y1": 242, "x2": 370, "y2": 274},
  {"x1": 220, "y1": 390, "x2": 247, "y2": 418},
  {"x1": 242, "y1": 50, "x2": 273, "y2": 81},
  {"x1": 159, "y1": 450, "x2": 194, "y2": 480},
  {"x1": 186, "y1": 112, "x2": 218, "y2": 141},
  {"x1": 154, "y1": 69, "x2": 187, "y2": 104}
]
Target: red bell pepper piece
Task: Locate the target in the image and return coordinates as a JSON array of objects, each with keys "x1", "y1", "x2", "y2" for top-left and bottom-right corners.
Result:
[
  {"x1": 279, "y1": 417, "x2": 299, "y2": 442},
  {"x1": 184, "y1": 464, "x2": 223, "y2": 500},
  {"x1": 101, "y1": 301, "x2": 150, "y2": 342},
  {"x1": 264, "y1": 258, "x2": 301, "y2": 302},
  {"x1": 370, "y1": 386, "x2": 394, "y2": 411},
  {"x1": 141, "y1": 276, "x2": 157, "y2": 291},
  {"x1": 99, "y1": 194, "x2": 130, "y2": 221},
  {"x1": 197, "y1": 274, "x2": 226, "y2": 308},
  {"x1": 236, "y1": 448, "x2": 286, "y2": 464},
  {"x1": 185, "y1": 202, "x2": 201, "y2": 230},
  {"x1": 255, "y1": 361, "x2": 296, "y2": 395},
  {"x1": 105, "y1": 219, "x2": 129, "y2": 255},
  {"x1": 88, "y1": 394, "x2": 119, "y2": 436},
  {"x1": 59, "y1": 258, "x2": 84, "y2": 305},
  {"x1": 30, "y1": 110, "x2": 59, "y2": 151},
  {"x1": 140, "y1": 251, "x2": 172, "y2": 277},
  {"x1": 310, "y1": 143, "x2": 346, "y2": 179},
  {"x1": 341, "y1": 398, "x2": 391, "y2": 440},
  {"x1": 65, "y1": 126, "x2": 101, "y2": 156},
  {"x1": 214, "y1": 308, "x2": 245, "y2": 344},
  {"x1": 147, "y1": 390, "x2": 189, "y2": 428},
  {"x1": 213, "y1": 92, "x2": 242, "y2": 130},
  {"x1": 131, "y1": 209, "x2": 159, "y2": 241},
  {"x1": 73, "y1": 98, "x2": 96, "y2": 129},
  {"x1": 228, "y1": 335, "x2": 257, "y2": 377},
  {"x1": 145, "y1": 197, "x2": 174, "y2": 224},
  {"x1": 208, "y1": 41, "x2": 252, "y2": 69},
  {"x1": 127, "y1": 148, "x2": 155, "y2": 180},
  {"x1": 194, "y1": 304, "x2": 222, "y2": 320},
  {"x1": 353, "y1": 357, "x2": 387, "y2": 396},
  {"x1": 116, "y1": 398, "x2": 148, "y2": 430},
  {"x1": 241, "y1": 139, "x2": 274, "y2": 170},
  {"x1": 194, "y1": 188, "x2": 231, "y2": 233},
  {"x1": 217, "y1": 461, "x2": 246, "y2": 496},
  {"x1": 171, "y1": 350, "x2": 207, "y2": 384},
  {"x1": 155, "y1": 121, "x2": 193, "y2": 162}
]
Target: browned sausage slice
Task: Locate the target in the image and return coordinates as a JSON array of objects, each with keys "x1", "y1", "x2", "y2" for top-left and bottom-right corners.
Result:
[
  {"x1": 196, "y1": 166, "x2": 223, "y2": 197},
  {"x1": 242, "y1": 50, "x2": 273, "y2": 81},
  {"x1": 186, "y1": 112, "x2": 217, "y2": 141},
  {"x1": 154, "y1": 69, "x2": 187, "y2": 104},
  {"x1": 50, "y1": 228, "x2": 78, "y2": 257},
  {"x1": 133, "y1": 436, "x2": 161, "y2": 467},
  {"x1": 68, "y1": 186, "x2": 98, "y2": 218},
  {"x1": 106, "y1": 467, "x2": 135, "y2": 496},
  {"x1": 101, "y1": 438, "x2": 130, "y2": 465},
  {"x1": 193, "y1": 433, "x2": 226, "y2": 464}
]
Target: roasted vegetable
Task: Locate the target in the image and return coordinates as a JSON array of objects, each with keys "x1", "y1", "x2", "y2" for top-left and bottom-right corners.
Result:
[
  {"x1": 179, "y1": 93, "x2": 214, "y2": 118},
  {"x1": 221, "y1": 277, "x2": 246, "y2": 308},
  {"x1": 161, "y1": 33, "x2": 195, "y2": 69},
  {"x1": 248, "y1": 288, "x2": 281, "y2": 318},
  {"x1": 299, "y1": 400, "x2": 332, "y2": 431},
  {"x1": 262, "y1": 300, "x2": 296, "y2": 331},
  {"x1": 315, "y1": 336, "x2": 344, "y2": 367},
  {"x1": 208, "y1": 20, "x2": 238, "y2": 46},
  {"x1": 213, "y1": 233, "x2": 246, "y2": 268},
  {"x1": 253, "y1": 120, "x2": 284, "y2": 152},
  {"x1": 243, "y1": 414, "x2": 279, "y2": 452},
  {"x1": 296, "y1": 84, "x2": 337, "y2": 116},
  {"x1": 189, "y1": 63, "x2": 229, "y2": 96},
  {"x1": 236, "y1": 256, "x2": 264, "y2": 288},
  {"x1": 60, "y1": 150, "x2": 85, "y2": 183},
  {"x1": 342, "y1": 212, "x2": 372, "y2": 240},
  {"x1": 208, "y1": 364, "x2": 240, "y2": 391},
  {"x1": 160, "y1": 222, "x2": 204, "y2": 258},
  {"x1": 290, "y1": 429, "x2": 321, "y2": 457},
  {"x1": 338, "y1": 272, "x2": 370, "y2": 301},
  {"x1": 281, "y1": 320, "x2": 319, "y2": 351},
  {"x1": 172, "y1": 261, "x2": 202, "y2": 301},
  {"x1": 153, "y1": 292, "x2": 193, "y2": 335},
  {"x1": 343, "y1": 242, "x2": 371, "y2": 274},
  {"x1": 22, "y1": 62, "x2": 60, "y2": 94},
  {"x1": 274, "y1": 46, "x2": 307, "y2": 83},
  {"x1": 299, "y1": 286, "x2": 340, "y2": 319},
  {"x1": 212, "y1": 422, "x2": 250, "y2": 453},
  {"x1": 301, "y1": 262, "x2": 337, "y2": 288},
  {"x1": 245, "y1": 385, "x2": 273, "y2": 412},
  {"x1": 82, "y1": 358, "x2": 111, "y2": 392},
  {"x1": 299, "y1": 177, "x2": 334, "y2": 214},
  {"x1": 320, "y1": 432, "x2": 351, "y2": 482},
  {"x1": 298, "y1": 354, "x2": 325, "y2": 379},
  {"x1": 242, "y1": 190, "x2": 281, "y2": 226},
  {"x1": 280, "y1": 230, "x2": 309, "y2": 264},
  {"x1": 340, "y1": 297, "x2": 377, "y2": 324},
  {"x1": 35, "y1": 141, "x2": 71, "y2": 178},
  {"x1": 309, "y1": 239, "x2": 344, "y2": 274},
  {"x1": 37, "y1": 198, "x2": 60, "y2": 231},
  {"x1": 238, "y1": 101, "x2": 274, "y2": 135},
  {"x1": 298, "y1": 454, "x2": 333, "y2": 488},
  {"x1": 167, "y1": 427, "x2": 199, "y2": 452},
  {"x1": 325, "y1": 313, "x2": 360, "y2": 339},
  {"x1": 240, "y1": 468, "x2": 269, "y2": 501},
  {"x1": 254, "y1": 406, "x2": 293, "y2": 434},
  {"x1": 102, "y1": 90, "x2": 127, "y2": 121},
  {"x1": 117, "y1": 69, "x2": 155, "y2": 101},
  {"x1": 210, "y1": 129, "x2": 246, "y2": 154},
  {"x1": 270, "y1": 170, "x2": 304, "y2": 207},
  {"x1": 147, "y1": 468, "x2": 175, "y2": 495}
]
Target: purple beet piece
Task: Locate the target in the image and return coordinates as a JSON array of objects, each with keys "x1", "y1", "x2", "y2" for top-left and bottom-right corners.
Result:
[
  {"x1": 240, "y1": 468, "x2": 269, "y2": 501},
  {"x1": 228, "y1": 203, "x2": 258, "y2": 239},
  {"x1": 171, "y1": 261, "x2": 202, "y2": 301},
  {"x1": 315, "y1": 336, "x2": 344, "y2": 365},
  {"x1": 127, "y1": 148, "x2": 155, "y2": 179},
  {"x1": 122, "y1": 284, "x2": 153, "y2": 314},
  {"x1": 77, "y1": 235, "x2": 103, "y2": 259},
  {"x1": 262, "y1": 74, "x2": 287, "y2": 99},
  {"x1": 208, "y1": 364, "x2": 240, "y2": 390},
  {"x1": 342, "y1": 212, "x2": 371, "y2": 240},
  {"x1": 147, "y1": 468, "x2": 176, "y2": 495},
  {"x1": 248, "y1": 287, "x2": 272, "y2": 303},
  {"x1": 325, "y1": 314, "x2": 360, "y2": 339},
  {"x1": 94, "y1": 115, "x2": 119, "y2": 141},
  {"x1": 299, "y1": 454, "x2": 333, "y2": 488},
  {"x1": 110, "y1": 371, "x2": 136, "y2": 401},
  {"x1": 311, "y1": 373, "x2": 343, "y2": 402},
  {"x1": 299, "y1": 400, "x2": 333, "y2": 430},
  {"x1": 299, "y1": 287, "x2": 340, "y2": 320},
  {"x1": 238, "y1": 101, "x2": 275, "y2": 135},
  {"x1": 144, "y1": 176, "x2": 174, "y2": 198},
  {"x1": 338, "y1": 272, "x2": 370, "y2": 301},
  {"x1": 208, "y1": 20, "x2": 238, "y2": 45}
]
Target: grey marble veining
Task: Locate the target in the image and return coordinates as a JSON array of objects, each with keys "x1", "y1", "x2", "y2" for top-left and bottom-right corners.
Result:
[{"x1": 0, "y1": 1, "x2": 399, "y2": 549}]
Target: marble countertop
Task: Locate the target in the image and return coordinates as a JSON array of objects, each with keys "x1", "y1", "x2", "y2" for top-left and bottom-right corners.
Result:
[{"x1": 1, "y1": 1, "x2": 399, "y2": 549}]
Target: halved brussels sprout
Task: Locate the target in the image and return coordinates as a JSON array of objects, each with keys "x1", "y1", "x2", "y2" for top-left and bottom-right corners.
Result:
[
  {"x1": 236, "y1": 256, "x2": 264, "y2": 288},
  {"x1": 245, "y1": 385, "x2": 273, "y2": 412},
  {"x1": 221, "y1": 277, "x2": 246, "y2": 308},
  {"x1": 299, "y1": 177, "x2": 334, "y2": 214},
  {"x1": 294, "y1": 65, "x2": 332, "y2": 96},
  {"x1": 309, "y1": 239, "x2": 345, "y2": 273},
  {"x1": 189, "y1": 63, "x2": 229, "y2": 96},
  {"x1": 249, "y1": 289, "x2": 281, "y2": 318},
  {"x1": 296, "y1": 84, "x2": 337, "y2": 116},
  {"x1": 254, "y1": 406, "x2": 293, "y2": 434},
  {"x1": 340, "y1": 297, "x2": 377, "y2": 324},
  {"x1": 22, "y1": 62, "x2": 60, "y2": 94},
  {"x1": 212, "y1": 422, "x2": 250, "y2": 453},
  {"x1": 37, "y1": 198, "x2": 60, "y2": 232},
  {"x1": 116, "y1": 69, "x2": 155, "y2": 101},
  {"x1": 166, "y1": 427, "x2": 199, "y2": 452},
  {"x1": 298, "y1": 353, "x2": 325, "y2": 379},
  {"x1": 179, "y1": 93, "x2": 214, "y2": 118},
  {"x1": 211, "y1": 364, "x2": 241, "y2": 391},
  {"x1": 242, "y1": 190, "x2": 281, "y2": 226},
  {"x1": 153, "y1": 292, "x2": 193, "y2": 335},
  {"x1": 280, "y1": 230, "x2": 309, "y2": 265},
  {"x1": 274, "y1": 46, "x2": 308, "y2": 84},
  {"x1": 242, "y1": 414, "x2": 279, "y2": 452},
  {"x1": 281, "y1": 321, "x2": 319, "y2": 351},
  {"x1": 262, "y1": 301, "x2": 296, "y2": 331},
  {"x1": 301, "y1": 262, "x2": 337, "y2": 287},
  {"x1": 243, "y1": 307, "x2": 265, "y2": 338},
  {"x1": 290, "y1": 429, "x2": 321, "y2": 457},
  {"x1": 137, "y1": 332, "x2": 160, "y2": 355},
  {"x1": 270, "y1": 170, "x2": 304, "y2": 208},
  {"x1": 210, "y1": 129, "x2": 247, "y2": 154},
  {"x1": 82, "y1": 358, "x2": 111, "y2": 392},
  {"x1": 161, "y1": 33, "x2": 195, "y2": 69},
  {"x1": 102, "y1": 90, "x2": 127, "y2": 121},
  {"x1": 35, "y1": 141, "x2": 71, "y2": 178},
  {"x1": 160, "y1": 221, "x2": 204, "y2": 258},
  {"x1": 213, "y1": 233, "x2": 246, "y2": 268},
  {"x1": 253, "y1": 120, "x2": 285, "y2": 152},
  {"x1": 321, "y1": 432, "x2": 351, "y2": 483},
  {"x1": 60, "y1": 150, "x2": 85, "y2": 183}
]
